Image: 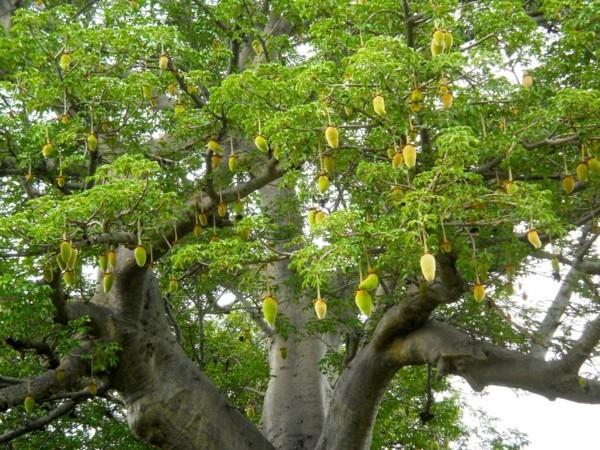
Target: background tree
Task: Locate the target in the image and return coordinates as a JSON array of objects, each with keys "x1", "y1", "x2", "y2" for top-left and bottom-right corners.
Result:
[{"x1": 0, "y1": 0, "x2": 599, "y2": 449}]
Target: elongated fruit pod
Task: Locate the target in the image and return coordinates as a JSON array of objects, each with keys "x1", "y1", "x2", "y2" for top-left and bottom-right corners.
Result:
[
  {"x1": 42, "y1": 142, "x2": 54, "y2": 158},
  {"x1": 373, "y1": 94, "x2": 386, "y2": 116},
  {"x1": 431, "y1": 41, "x2": 443, "y2": 57},
  {"x1": 59, "y1": 53, "x2": 71, "y2": 71},
  {"x1": 107, "y1": 249, "x2": 117, "y2": 268},
  {"x1": 262, "y1": 295, "x2": 278, "y2": 327},
  {"x1": 207, "y1": 139, "x2": 223, "y2": 153},
  {"x1": 87, "y1": 133, "x2": 98, "y2": 152},
  {"x1": 255, "y1": 135, "x2": 269, "y2": 152},
  {"x1": 103, "y1": 272, "x2": 114, "y2": 293},
  {"x1": 60, "y1": 240, "x2": 72, "y2": 264},
  {"x1": 233, "y1": 199, "x2": 244, "y2": 215},
  {"x1": 441, "y1": 92, "x2": 453, "y2": 109},
  {"x1": 392, "y1": 151, "x2": 404, "y2": 168},
  {"x1": 562, "y1": 175, "x2": 575, "y2": 194},
  {"x1": 67, "y1": 248, "x2": 78, "y2": 270},
  {"x1": 62, "y1": 270, "x2": 75, "y2": 286},
  {"x1": 198, "y1": 213, "x2": 208, "y2": 226},
  {"x1": 442, "y1": 31, "x2": 453, "y2": 51},
  {"x1": 314, "y1": 210, "x2": 326, "y2": 224},
  {"x1": 56, "y1": 254, "x2": 67, "y2": 271},
  {"x1": 410, "y1": 89, "x2": 424, "y2": 102},
  {"x1": 527, "y1": 229, "x2": 542, "y2": 249},
  {"x1": 403, "y1": 144, "x2": 417, "y2": 169},
  {"x1": 322, "y1": 155, "x2": 335, "y2": 173},
  {"x1": 473, "y1": 283, "x2": 486, "y2": 302},
  {"x1": 216, "y1": 202, "x2": 226, "y2": 217},
  {"x1": 24, "y1": 395, "x2": 35, "y2": 413},
  {"x1": 87, "y1": 381, "x2": 97, "y2": 396},
  {"x1": 55, "y1": 175, "x2": 66, "y2": 187},
  {"x1": 314, "y1": 297, "x2": 327, "y2": 320},
  {"x1": 228, "y1": 155, "x2": 238, "y2": 172},
  {"x1": 211, "y1": 154, "x2": 222, "y2": 169},
  {"x1": 317, "y1": 173, "x2": 330, "y2": 193},
  {"x1": 308, "y1": 209, "x2": 316, "y2": 226},
  {"x1": 588, "y1": 157, "x2": 600, "y2": 174},
  {"x1": 420, "y1": 252, "x2": 436, "y2": 282},
  {"x1": 159, "y1": 54, "x2": 169, "y2": 70},
  {"x1": 355, "y1": 289, "x2": 373, "y2": 317},
  {"x1": 325, "y1": 126, "x2": 339, "y2": 149},
  {"x1": 134, "y1": 245, "x2": 147, "y2": 267},
  {"x1": 359, "y1": 272, "x2": 379, "y2": 290},
  {"x1": 432, "y1": 30, "x2": 444, "y2": 46},
  {"x1": 98, "y1": 254, "x2": 108, "y2": 272},
  {"x1": 43, "y1": 264, "x2": 54, "y2": 283},
  {"x1": 576, "y1": 162, "x2": 588, "y2": 182}
]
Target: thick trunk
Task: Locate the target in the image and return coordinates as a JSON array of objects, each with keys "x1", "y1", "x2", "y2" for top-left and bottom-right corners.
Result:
[
  {"x1": 96, "y1": 248, "x2": 275, "y2": 450},
  {"x1": 260, "y1": 182, "x2": 330, "y2": 450}
]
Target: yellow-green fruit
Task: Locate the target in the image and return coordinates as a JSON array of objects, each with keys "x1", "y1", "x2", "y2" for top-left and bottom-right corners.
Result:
[
  {"x1": 442, "y1": 31, "x2": 453, "y2": 51},
  {"x1": 438, "y1": 78, "x2": 449, "y2": 96},
  {"x1": 233, "y1": 199, "x2": 244, "y2": 215},
  {"x1": 55, "y1": 367, "x2": 65, "y2": 381},
  {"x1": 159, "y1": 54, "x2": 169, "y2": 70},
  {"x1": 505, "y1": 180, "x2": 518, "y2": 195},
  {"x1": 107, "y1": 249, "x2": 117, "y2": 268},
  {"x1": 67, "y1": 248, "x2": 78, "y2": 270},
  {"x1": 55, "y1": 175, "x2": 65, "y2": 187},
  {"x1": 431, "y1": 41, "x2": 443, "y2": 57},
  {"x1": 314, "y1": 297, "x2": 327, "y2": 320},
  {"x1": 228, "y1": 155, "x2": 238, "y2": 172},
  {"x1": 317, "y1": 173, "x2": 330, "y2": 193},
  {"x1": 562, "y1": 175, "x2": 575, "y2": 194},
  {"x1": 56, "y1": 254, "x2": 67, "y2": 271},
  {"x1": 373, "y1": 94, "x2": 386, "y2": 116},
  {"x1": 322, "y1": 155, "x2": 335, "y2": 173},
  {"x1": 59, "y1": 53, "x2": 71, "y2": 71},
  {"x1": 420, "y1": 252, "x2": 436, "y2": 282},
  {"x1": 87, "y1": 381, "x2": 97, "y2": 396},
  {"x1": 217, "y1": 202, "x2": 227, "y2": 217},
  {"x1": 441, "y1": 92, "x2": 453, "y2": 109},
  {"x1": 314, "y1": 210, "x2": 326, "y2": 224},
  {"x1": 98, "y1": 254, "x2": 108, "y2": 272},
  {"x1": 410, "y1": 101, "x2": 423, "y2": 113},
  {"x1": 187, "y1": 85, "x2": 198, "y2": 95},
  {"x1": 308, "y1": 209, "x2": 316, "y2": 226},
  {"x1": 174, "y1": 103, "x2": 185, "y2": 114},
  {"x1": 473, "y1": 283, "x2": 486, "y2": 302},
  {"x1": 87, "y1": 133, "x2": 98, "y2": 152},
  {"x1": 403, "y1": 144, "x2": 417, "y2": 169},
  {"x1": 43, "y1": 264, "x2": 54, "y2": 283},
  {"x1": 354, "y1": 289, "x2": 373, "y2": 317},
  {"x1": 344, "y1": 106, "x2": 353, "y2": 117},
  {"x1": 103, "y1": 272, "x2": 114, "y2": 293},
  {"x1": 24, "y1": 395, "x2": 35, "y2": 413},
  {"x1": 279, "y1": 347, "x2": 287, "y2": 359},
  {"x1": 410, "y1": 89, "x2": 424, "y2": 103},
  {"x1": 392, "y1": 151, "x2": 404, "y2": 168},
  {"x1": 168, "y1": 276, "x2": 178, "y2": 293},
  {"x1": 211, "y1": 154, "x2": 222, "y2": 169},
  {"x1": 60, "y1": 114, "x2": 70, "y2": 124},
  {"x1": 359, "y1": 272, "x2": 379, "y2": 290},
  {"x1": 142, "y1": 85, "x2": 152, "y2": 99},
  {"x1": 432, "y1": 30, "x2": 444, "y2": 46},
  {"x1": 167, "y1": 83, "x2": 177, "y2": 95},
  {"x1": 440, "y1": 239, "x2": 452, "y2": 253},
  {"x1": 255, "y1": 135, "x2": 269, "y2": 152},
  {"x1": 193, "y1": 224, "x2": 202, "y2": 238},
  {"x1": 62, "y1": 270, "x2": 75, "y2": 286},
  {"x1": 42, "y1": 142, "x2": 55, "y2": 158},
  {"x1": 527, "y1": 229, "x2": 542, "y2": 249},
  {"x1": 134, "y1": 245, "x2": 147, "y2": 267},
  {"x1": 60, "y1": 240, "x2": 72, "y2": 264},
  {"x1": 521, "y1": 73, "x2": 533, "y2": 89},
  {"x1": 199, "y1": 213, "x2": 208, "y2": 226},
  {"x1": 207, "y1": 139, "x2": 223, "y2": 153},
  {"x1": 325, "y1": 126, "x2": 339, "y2": 149},
  {"x1": 576, "y1": 162, "x2": 588, "y2": 182},
  {"x1": 262, "y1": 295, "x2": 278, "y2": 327},
  {"x1": 588, "y1": 157, "x2": 600, "y2": 174}
]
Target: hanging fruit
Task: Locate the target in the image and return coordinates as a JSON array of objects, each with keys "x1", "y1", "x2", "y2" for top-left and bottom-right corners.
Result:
[
  {"x1": 134, "y1": 245, "x2": 147, "y2": 267},
  {"x1": 431, "y1": 30, "x2": 444, "y2": 56},
  {"x1": 42, "y1": 141, "x2": 55, "y2": 158},
  {"x1": 314, "y1": 297, "x2": 327, "y2": 320},
  {"x1": 325, "y1": 125, "x2": 339, "y2": 149},
  {"x1": 438, "y1": 77, "x2": 449, "y2": 96},
  {"x1": 42, "y1": 264, "x2": 54, "y2": 283},
  {"x1": 308, "y1": 209, "x2": 316, "y2": 226},
  {"x1": 211, "y1": 154, "x2": 222, "y2": 169},
  {"x1": 359, "y1": 270, "x2": 379, "y2": 290},
  {"x1": 420, "y1": 252, "x2": 436, "y2": 282},
  {"x1": 24, "y1": 395, "x2": 35, "y2": 413},
  {"x1": 255, "y1": 134, "x2": 269, "y2": 152},
  {"x1": 60, "y1": 239, "x2": 72, "y2": 264},
  {"x1": 279, "y1": 347, "x2": 288, "y2": 359},
  {"x1": 217, "y1": 202, "x2": 227, "y2": 217},
  {"x1": 55, "y1": 175, "x2": 66, "y2": 187},
  {"x1": 392, "y1": 151, "x2": 404, "y2": 168},
  {"x1": 373, "y1": 94, "x2": 386, "y2": 116},
  {"x1": 198, "y1": 213, "x2": 208, "y2": 226},
  {"x1": 440, "y1": 239, "x2": 452, "y2": 253},
  {"x1": 87, "y1": 133, "x2": 98, "y2": 152},
  {"x1": 527, "y1": 229, "x2": 542, "y2": 249},
  {"x1": 576, "y1": 162, "x2": 588, "y2": 182},
  {"x1": 314, "y1": 210, "x2": 326, "y2": 224},
  {"x1": 262, "y1": 295, "x2": 278, "y2": 327},
  {"x1": 107, "y1": 248, "x2": 117, "y2": 268},
  {"x1": 442, "y1": 30, "x2": 453, "y2": 51},
  {"x1": 403, "y1": 143, "x2": 417, "y2": 169},
  {"x1": 98, "y1": 254, "x2": 108, "y2": 272},
  {"x1": 322, "y1": 155, "x2": 335, "y2": 173},
  {"x1": 103, "y1": 272, "x2": 114, "y2": 293},
  {"x1": 233, "y1": 199, "x2": 244, "y2": 215},
  {"x1": 473, "y1": 283, "x2": 486, "y2": 302},
  {"x1": 193, "y1": 224, "x2": 202, "y2": 238},
  {"x1": 159, "y1": 54, "x2": 169, "y2": 70},
  {"x1": 521, "y1": 72, "x2": 533, "y2": 89},
  {"x1": 62, "y1": 270, "x2": 75, "y2": 286},
  {"x1": 59, "y1": 52, "x2": 71, "y2": 71},
  {"x1": 228, "y1": 154, "x2": 238, "y2": 172},
  {"x1": 355, "y1": 289, "x2": 373, "y2": 317},
  {"x1": 317, "y1": 172, "x2": 330, "y2": 193},
  {"x1": 87, "y1": 380, "x2": 98, "y2": 395},
  {"x1": 167, "y1": 83, "x2": 177, "y2": 95},
  {"x1": 207, "y1": 139, "x2": 223, "y2": 153},
  {"x1": 441, "y1": 92, "x2": 453, "y2": 109},
  {"x1": 587, "y1": 156, "x2": 600, "y2": 174},
  {"x1": 561, "y1": 175, "x2": 575, "y2": 194}
]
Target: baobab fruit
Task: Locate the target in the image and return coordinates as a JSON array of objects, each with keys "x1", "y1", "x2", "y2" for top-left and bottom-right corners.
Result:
[
  {"x1": 233, "y1": 199, "x2": 244, "y2": 215},
  {"x1": 354, "y1": 289, "x2": 373, "y2": 317},
  {"x1": 55, "y1": 367, "x2": 65, "y2": 381},
  {"x1": 317, "y1": 172, "x2": 330, "y2": 193},
  {"x1": 198, "y1": 213, "x2": 208, "y2": 226},
  {"x1": 325, "y1": 125, "x2": 339, "y2": 149},
  {"x1": 107, "y1": 248, "x2": 117, "y2": 268},
  {"x1": 504, "y1": 180, "x2": 518, "y2": 195},
  {"x1": 576, "y1": 162, "x2": 588, "y2": 182},
  {"x1": 314, "y1": 297, "x2": 327, "y2": 320},
  {"x1": 103, "y1": 272, "x2": 114, "y2": 293},
  {"x1": 67, "y1": 248, "x2": 78, "y2": 270},
  {"x1": 442, "y1": 30, "x2": 453, "y2": 51},
  {"x1": 431, "y1": 40, "x2": 443, "y2": 57},
  {"x1": 308, "y1": 208, "x2": 316, "y2": 226},
  {"x1": 56, "y1": 254, "x2": 67, "y2": 271},
  {"x1": 392, "y1": 151, "x2": 404, "y2": 168},
  {"x1": 403, "y1": 143, "x2": 417, "y2": 169},
  {"x1": 228, "y1": 154, "x2": 238, "y2": 172},
  {"x1": 187, "y1": 85, "x2": 198, "y2": 95},
  {"x1": 134, "y1": 245, "x2": 147, "y2": 267},
  {"x1": 59, "y1": 52, "x2": 71, "y2": 71},
  {"x1": 62, "y1": 270, "x2": 75, "y2": 286},
  {"x1": 55, "y1": 175, "x2": 66, "y2": 187},
  {"x1": 60, "y1": 240, "x2": 72, "y2": 264},
  {"x1": 410, "y1": 89, "x2": 424, "y2": 103},
  {"x1": 322, "y1": 155, "x2": 335, "y2": 173},
  {"x1": 87, "y1": 381, "x2": 97, "y2": 396},
  {"x1": 440, "y1": 239, "x2": 452, "y2": 253},
  {"x1": 174, "y1": 103, "x2": 185, "y2": 114},
  {"x1": 527, "y1": 229, "x2": 542, "y2": 249},
  {"x1": 193, "y1": 224, "x2": 202, "y2": 238},
  {"x1": 441, "y1": 92, "x2": 453, "y2": 109},
  {"x1": 42, "y1": 264, "x2": 54, "y2": 282},
  {"x1": 587, "y1": 157, "x2": 600, "y2": 174},
  {"x1": 432, "y1": 29, "x2": 444, "y2": 47},
  {"x1": 262, "y1": 295, "x2": 278, "y2": 327},
  {"x1": 42, "y1": 141, "x2": 55, "y2": 158},
  {"x1": 142, "y1": 85, "x2": 152, "y2": 99},
  {"x1": 314, "y1": 210, "x2": 326, "y2": 224},
  {"x1": 217, "y1": 202, "x2": 227, "y2": 217},
  {"x1": 420, "y1": 252, "x2": 436, "y2": 282},
  {"x1": 255, "y1": 134, "x2": 269, "y2": 152},
  {"x1": 359, "y1": 271, "x2": 379, "y2": 290},
  {"x1": 561, "y1": 175, "x2": 575, "y2": 194},
  {"x1": 473, "y1": 283, "x2": 486, "y2": 302},
  {"x1": 168, "y1": 276, "x2": 178, "y2": 293},
  {"x1": 159, "y1": 54, "x2": 169, "y2": 70},
  {"x1": 438, "y1": 77, "x2": 449, "y2": 96},
  {"x1": 521, "y1": 72, "x2": 533, "y2": 89},
  {"x1": 207, "y1": 139, "x2": 223, "y2": 153},
  {"x1": 98, "y1": 254, "x2": 108, "y2": 272},
  {"x1": 373, "y1": 94, "x2": 386, "y2": 116},
  {"x1": 24, "y1": 395, "x2": 35, "y2": 413},
  {"x1": 87, "y1": 133, "x2": 98, "y2": 152},
  {"x1": 410, "y1": 101, "x2": 423, "y2": 113},
  {"x1": 167, "y1": 83, "x2": 177, "y2": 95},
  {"x1": 211, "y1": 154, "x2": 222, "y2": 169}
]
